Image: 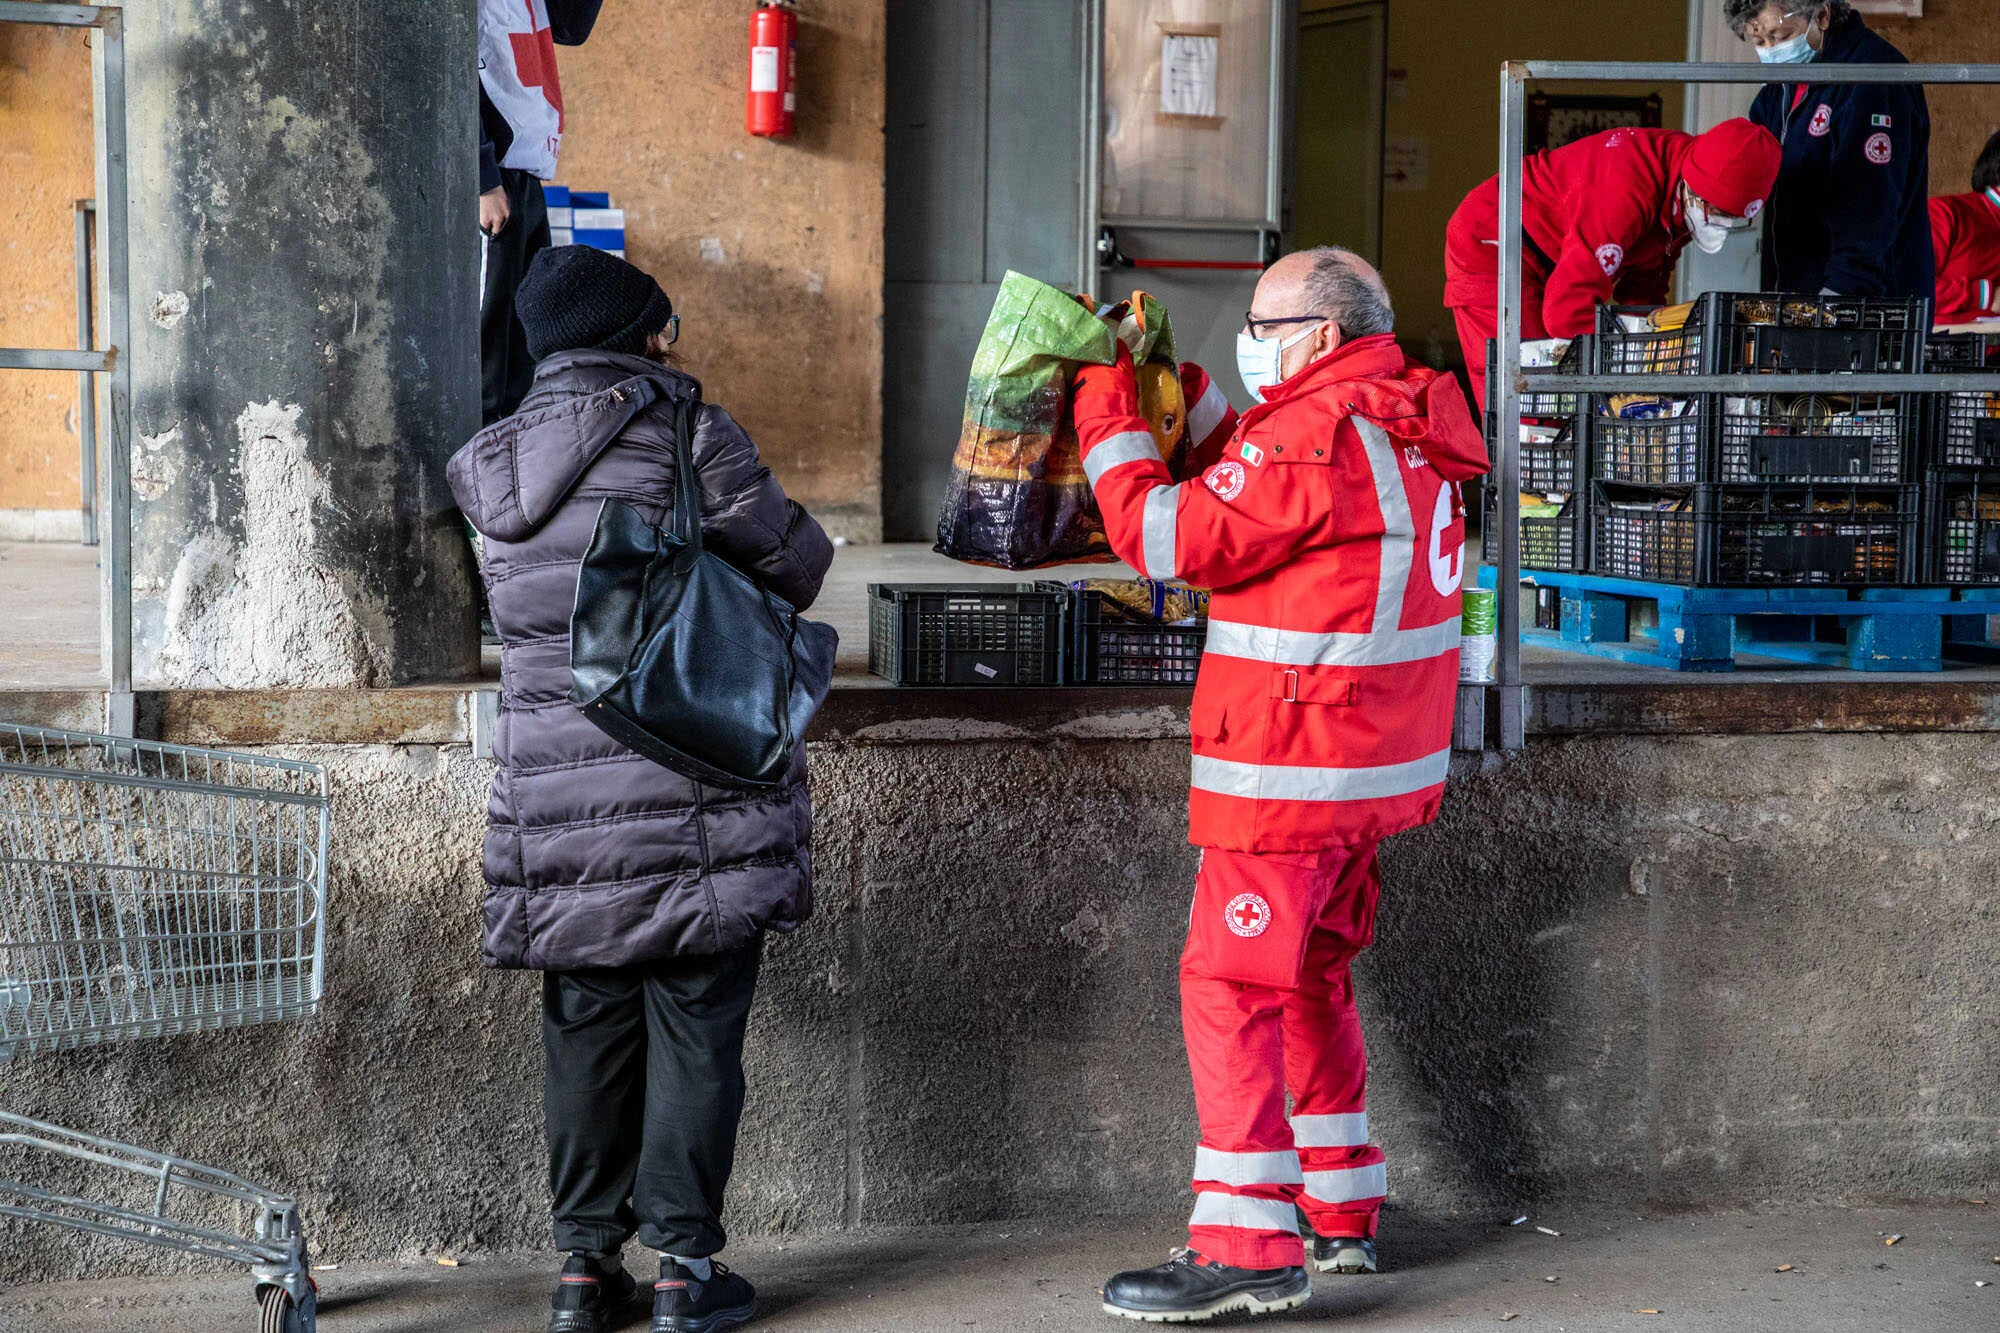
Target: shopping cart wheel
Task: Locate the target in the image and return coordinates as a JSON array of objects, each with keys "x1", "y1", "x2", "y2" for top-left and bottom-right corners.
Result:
[{"x1": 258, "y1": 1282, "x2": 313, "y2": 1333}]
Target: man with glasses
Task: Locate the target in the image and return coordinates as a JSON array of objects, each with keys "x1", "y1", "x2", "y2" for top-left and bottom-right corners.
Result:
[
  {"x1": 1072, "y1": 248, "x2": 1488, "y2": 1323},
  {"x1": 1729, "y1": 1, "x2": 1934, "y2": 303},
  {"x1": 1444, "y1": 118, "x2": 1781, "y2": 411}
]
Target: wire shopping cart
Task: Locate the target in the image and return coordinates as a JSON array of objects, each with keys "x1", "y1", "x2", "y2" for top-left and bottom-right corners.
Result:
[{"x1": 0, "y1": 723, "x2": 328, "y2": 1332}]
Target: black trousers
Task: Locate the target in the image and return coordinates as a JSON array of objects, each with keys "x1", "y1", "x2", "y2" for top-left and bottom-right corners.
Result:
[
  {"x1": 481, "y1": 168, "x2": 550, "y2": 426},
  {"x1": 543, "y1": 938, "x2": 764, "y2": 1257}
]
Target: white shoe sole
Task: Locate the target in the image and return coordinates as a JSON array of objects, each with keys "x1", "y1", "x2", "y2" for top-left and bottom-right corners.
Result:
[
  {"x1": 1100, "y1": 1284, "x2": 1311, "y2": 1323},
  {"x1": 1312, "y1": 1255, "x2": 1379, "y2": 1275}
]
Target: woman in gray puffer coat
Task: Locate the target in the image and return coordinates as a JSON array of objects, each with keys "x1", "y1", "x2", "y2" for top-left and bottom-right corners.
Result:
[{"x1": 448, "y1": 245, "x2": 831, "y2": 1333}]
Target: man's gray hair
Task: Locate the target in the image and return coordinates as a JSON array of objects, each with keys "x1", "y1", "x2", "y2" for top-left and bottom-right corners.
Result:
[
  {"x1": 1723, "y1": 0, "x2": 1847, "y2": 34},
  {"x1": 1298, "y1": 247, "x2": 1394, "y2": 340}
]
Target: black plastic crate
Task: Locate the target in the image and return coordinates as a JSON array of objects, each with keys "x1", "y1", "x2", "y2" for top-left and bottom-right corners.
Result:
[
  {"x1": 1716, "y1": 391, "x2": 1915, "y2": 483},
  {"x1": 1595, "y1": 292, "x2": 1930, "y2": 377},
  {"x1": 1593, "y1": 484, "x2": 1917, "y2": 587},
  {"x1": 1924, "y1": 471, "x2": 2000, "y2": 586},
  {"x1": 868, "y1": 583, "x2": 1067, "y2": 685},
  {"x1": 1483, "y1": 336, "x2": 1588, "y2": 448},
  {"x1": 1069, "y1": 590, "x2": 1205, "y2": 685},
  {"x1": 1483, "y1": 483, "x2": 1585, "y2": 573},
  {"x1": 1591, "y1": 396, "x2": 1706, "y2": 485},
  {"x1": 1924, "y1": 334, "x2": 2000, "y2": 470}
]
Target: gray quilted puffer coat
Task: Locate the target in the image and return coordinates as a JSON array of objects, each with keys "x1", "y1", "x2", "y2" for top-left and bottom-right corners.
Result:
[{"x1": 448, "y1": 350, "x2": 833, "y2": 970}]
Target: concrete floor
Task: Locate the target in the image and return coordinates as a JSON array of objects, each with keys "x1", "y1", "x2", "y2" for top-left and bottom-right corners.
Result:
[
  {"x1": 1, "y1": 1207, "x2": 1994, "y2": 1332},
  {"x1": 8, "y1": 539, "x2": 2000, "y2": 691}
]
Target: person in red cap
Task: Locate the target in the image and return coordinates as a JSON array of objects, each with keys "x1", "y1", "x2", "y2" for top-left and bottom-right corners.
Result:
[{"x1": 1444, "y1": 118, "x2": 1783, "y2": 411}]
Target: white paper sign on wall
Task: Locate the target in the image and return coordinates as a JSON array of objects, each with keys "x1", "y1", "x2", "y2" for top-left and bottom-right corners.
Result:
[{"x1": 1161, "y1": 34, "x2": 1219, "y2": 118}]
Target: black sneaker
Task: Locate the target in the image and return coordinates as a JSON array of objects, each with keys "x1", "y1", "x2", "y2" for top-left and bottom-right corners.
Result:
[
  {"x1": 651, "y1": 1257, "x2": 757, "y2": 1333},
  {"x1": 1100, "y1": 1249, "x2": 1310, "y2": 1323},
  {"x1": 1309, "y1": 1233, "x2": 1379, "y2": 1275},
  {"x1": 549, "y1": 1252, "x2": 639, "y2": 1333}
]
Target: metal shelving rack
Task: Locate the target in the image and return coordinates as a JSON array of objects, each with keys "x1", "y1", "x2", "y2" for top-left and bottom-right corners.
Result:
[
  {"x1": 0, "y1": 3, "x2": 132, "y2": 737},
  {"x1": 1487, "y1": 60, "x2": 2000, "y2": 750}
]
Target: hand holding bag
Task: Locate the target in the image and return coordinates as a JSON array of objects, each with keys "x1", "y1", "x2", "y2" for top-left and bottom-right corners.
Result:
[{"x1": 570, "y1": 387, "x2": 839, "y2": 791}]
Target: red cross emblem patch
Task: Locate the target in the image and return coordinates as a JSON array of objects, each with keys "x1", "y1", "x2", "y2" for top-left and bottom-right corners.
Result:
[
  {"x1": 1809, "y1": 104, "x2": 1833, "y2": 138},
  {"x1": 1865, "y1": 132, "x2": 1893, "y2": 166},
  {"x1": 1594, "y1": 243, "x2": 1624, "y2": 278},
  {"x1": 1225, "y1": 893, "x2": 1271, "y2": 939},
  {"x1": 1206, "y1": 460, "x2": 1248, "y2": 502}
]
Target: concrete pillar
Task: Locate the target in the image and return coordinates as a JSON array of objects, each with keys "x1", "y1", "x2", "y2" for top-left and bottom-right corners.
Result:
[{"x1": 124, "y1": 3, "x2": 481, "y2": 688}]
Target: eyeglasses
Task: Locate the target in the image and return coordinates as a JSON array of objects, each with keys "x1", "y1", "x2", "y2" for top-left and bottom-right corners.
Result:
[
  {"x1": 1243, "y1": 312, "x2": 1328, "y2": 336},
  {"x1": 662, "y1": 314, "x2": 681, "y2": 346}
]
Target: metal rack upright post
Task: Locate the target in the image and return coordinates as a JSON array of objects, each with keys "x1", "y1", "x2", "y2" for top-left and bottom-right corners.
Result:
[{"x1": 1489, "y1": 60, "x2": 2000, "y2": 750}]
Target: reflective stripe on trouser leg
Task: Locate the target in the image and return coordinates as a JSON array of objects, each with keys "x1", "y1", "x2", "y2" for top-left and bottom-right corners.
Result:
[
  {"x1": 1181, "y1": 960, "x2": 1307, "y2": 1271},
  {"x1": 1284, "y1": 843, "x2": 1385, "y2": 1239}
]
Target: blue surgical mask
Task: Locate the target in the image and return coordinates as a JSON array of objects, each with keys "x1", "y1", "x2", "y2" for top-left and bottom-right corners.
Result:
[
  {"x1": 1235, "y1": 325, "x2": 1320, "y2": 399},
  {"x1": 1758, "y1": 18, "x2": 1819, "y2": 65}
]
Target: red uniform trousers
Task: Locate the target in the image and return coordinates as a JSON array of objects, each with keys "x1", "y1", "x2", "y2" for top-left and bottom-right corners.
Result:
[
  {"x1": 1442, "y1": 207, "x2": 1552, "y2": 417},
  {"x1": 1181, "y1": 842, "x2": 1387, "y2": 1271}
]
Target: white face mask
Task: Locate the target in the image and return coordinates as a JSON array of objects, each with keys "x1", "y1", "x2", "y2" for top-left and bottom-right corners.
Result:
[
  {"x1": 1756, "y1": 14, "x2": 1820, "y2": 65},
  {"x1": 1684, "y1": 187, "x2": 1753, "y2": 256},
  {"x1": 1235, "y1": 324, "x2": 1321, "y2": 399}
]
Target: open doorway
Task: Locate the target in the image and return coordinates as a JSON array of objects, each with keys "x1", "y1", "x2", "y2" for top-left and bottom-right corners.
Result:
[{"x1": 1292, "y1": 1, "x2": 1386, "y2": 265}]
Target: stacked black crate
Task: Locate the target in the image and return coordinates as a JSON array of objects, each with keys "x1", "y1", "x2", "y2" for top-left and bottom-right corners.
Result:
[
  {"x1": 1589, "y1": 293, "x2": 1927, "y2": 586},
  {"x1": 1481, "y1": 337, "x2": 1588, "y2": 589},
  {"x1": 1920, "y1": 334, "x2": 2000, "y2": 588}
]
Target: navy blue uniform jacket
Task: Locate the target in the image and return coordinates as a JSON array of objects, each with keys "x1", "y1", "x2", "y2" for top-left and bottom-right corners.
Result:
[{"x1": 1748, "y1": 12, "x2": 1934, "y2": 301}]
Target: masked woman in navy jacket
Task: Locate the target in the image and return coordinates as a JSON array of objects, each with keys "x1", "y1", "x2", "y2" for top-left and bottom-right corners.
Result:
[{"x1": 1730, "y1": 0, "x2": 1935, "y2": 302}]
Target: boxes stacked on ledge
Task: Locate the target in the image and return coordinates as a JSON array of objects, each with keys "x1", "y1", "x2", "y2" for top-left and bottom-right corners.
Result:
[
  {"x1": 545, "y1": 186, "x2": 626, "y2": 257},
  {"x1": 1920, "y1": 334, "x2": 2000, "y2": 587},
  {"x1": 1481, "y1": 337, "x2": 1588, "y2": 573},
  {"x1": 1585, "y1": 292, "x2": 1929, "y2": 587}
]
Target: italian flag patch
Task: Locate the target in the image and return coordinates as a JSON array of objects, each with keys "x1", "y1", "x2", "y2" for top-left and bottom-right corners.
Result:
[{"x1": 1872, "y1": 114, "x2": 1893, "y2": 128}]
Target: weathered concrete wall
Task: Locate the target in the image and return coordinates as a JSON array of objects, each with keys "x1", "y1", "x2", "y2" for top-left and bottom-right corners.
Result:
[
  {"x1": 557, "y1": 2, "x2": 887, "y2": 543},
  {"x1": 123, "y1": 4, "x2": 480, "y2": 688},
  {"x1": 0, "y1": 24, "x2": 93, "y2": 536},
  {"x1": 1, "y1": 731, "x2": 1995, "y2": 1281}
]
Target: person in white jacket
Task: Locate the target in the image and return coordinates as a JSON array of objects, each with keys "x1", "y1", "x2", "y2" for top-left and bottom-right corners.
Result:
[{"x1": 478, "y1": 0, "x2": 605, "y2": 423}]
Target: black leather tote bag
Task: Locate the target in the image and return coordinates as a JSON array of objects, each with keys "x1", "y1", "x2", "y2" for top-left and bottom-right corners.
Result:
[{"x1": 570, "y1": 389, "x2": 838, "y2": 791}]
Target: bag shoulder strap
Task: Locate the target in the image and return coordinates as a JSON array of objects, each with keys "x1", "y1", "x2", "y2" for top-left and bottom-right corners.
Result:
[{"x1": 670, "y1": 391, "x2": 703, "y2": 552}]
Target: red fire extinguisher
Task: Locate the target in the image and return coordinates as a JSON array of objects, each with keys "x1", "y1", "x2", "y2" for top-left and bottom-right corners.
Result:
[{"x1": 747, "y1": 1, "x2": 797, "y2": 139}]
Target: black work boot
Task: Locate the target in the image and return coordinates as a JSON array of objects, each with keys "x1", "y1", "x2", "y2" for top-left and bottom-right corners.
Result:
[
  {"x1": 548, "y1": 1252, "x2": 639, "y2": 1333},
  {"x1": 1310, "y1": 1233, "x2": 1379, "y2": 1275},
  {"x1": 1100, "y1": 1249, "x2": 1311, "y2": 1323},
  {"x1": 651, "y1": 1257, "x2": 757, "y2": 1333}
]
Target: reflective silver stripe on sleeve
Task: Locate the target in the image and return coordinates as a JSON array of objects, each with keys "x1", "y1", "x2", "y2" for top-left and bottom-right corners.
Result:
[
  {"x1": 1301, "y1": 1161, "x2": 1388, "y2": 1205},
  {"x1": 1193, "y1": 1147, "x2": 1305, "y2": 1187},
  {"x1": 1189, "y1": 378, "x2": 1230, "y2": 445},
  {"x1": 1290, "y1": 1112, "x2": 1369, "y2": 1149},
  {"x1": 1188, "y1": 1193, "x2": 1302, "y2": 1235},
  {"x1": 1191, "y1": 747, "x2": 1450, "y2": 804},
  {"x1": 1083, "y1": 431, "x2": 1163, "y2": 488},
  {"x1": 1354, "y1": 418, "x2": 1416, "y2": 635},
  {"x1": 1204, "y1": 617, "x2": 1460, "y2": 668},
  {"x1": 1142, "y1": 485, "x2": 1180, "y2": 580}
]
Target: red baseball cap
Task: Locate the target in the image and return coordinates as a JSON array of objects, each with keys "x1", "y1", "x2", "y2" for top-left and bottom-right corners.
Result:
[{"x1": 1682, "y1": 118, "x2": 1783, "y2": 220}]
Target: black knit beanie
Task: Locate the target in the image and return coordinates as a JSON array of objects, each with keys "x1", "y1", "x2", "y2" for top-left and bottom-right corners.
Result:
[{"x1": 516, "y1": 245, "x2": 675, "y2": 360}]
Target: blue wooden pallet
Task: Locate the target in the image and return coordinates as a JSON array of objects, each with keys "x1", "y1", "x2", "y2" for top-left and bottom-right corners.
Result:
[{"x1": 1478, "y1": 566, "x2": 2000, "y2": 672}]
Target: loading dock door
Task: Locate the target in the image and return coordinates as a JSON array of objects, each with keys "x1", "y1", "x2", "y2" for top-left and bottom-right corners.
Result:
[{"x1": 882, "y1": 1, "x2": 1086, "y2": 542}]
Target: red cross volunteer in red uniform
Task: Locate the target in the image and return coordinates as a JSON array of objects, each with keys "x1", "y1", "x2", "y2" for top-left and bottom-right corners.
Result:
[
  {"x1": 1443, "y1": 118, "x2": 1782, "y2": 411},
  {"x1": 1080, "y1": 249, "x2": 1487, "y2": 1324},
  {"x1": 1929, "y1": 131, "x2": 2000, "y2": 326}
]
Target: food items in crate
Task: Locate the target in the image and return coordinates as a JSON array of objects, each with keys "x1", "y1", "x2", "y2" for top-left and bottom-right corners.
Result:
[
  {"x1": 1519, "y1": 338, "x2": 1573, "y2": 368},
  {"x1": 1648, "y1": 302, "x2": 1695, "y2": 331},
  {"x1": 1947, "y1": 491, "x2": 2000, "y2": 521},
  {"x1": 1071, "y1": 577, "x2": 1209, "y2": 626},
  {"x1": 1604, "y1": 394, "x2": 1697, "y2": 421},
  {"x1": 1733, "y1": 297, "x2": 1855, "y2": 328},
  {"x1": 1519, "y1": 492, "x2": 1564, "y2": 517}
]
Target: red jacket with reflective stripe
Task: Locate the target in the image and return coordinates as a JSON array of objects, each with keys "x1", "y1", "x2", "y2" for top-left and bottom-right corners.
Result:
[
  {"x1": 1444, "y1": 127, "x2": 1695, "y2": 337},
  {"x1": 1930, "y1": 192, "x2": 2000, "y2": 325},
  {"x1": 1076, "y1": 337, "x2": 1487, "y2": 853}
]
